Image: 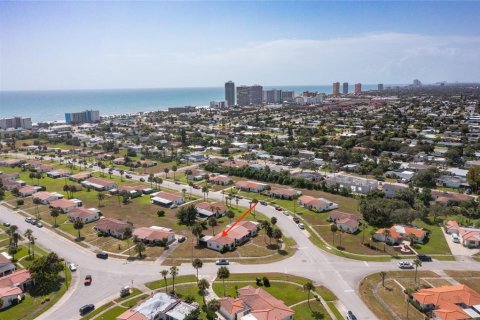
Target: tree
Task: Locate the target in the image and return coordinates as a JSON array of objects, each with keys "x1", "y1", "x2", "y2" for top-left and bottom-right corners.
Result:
[
  {"x1": 227, "y1": 210, "x2": 235, "y2": 223},
  {"x1": 303, "y1": 281, "x2": 315, "y2": 310},
  {"x1": 97, "y1": 192, "x2": 105, "y2": 207},
  {"x1": 197, "y1": 278, "x2": 210, "y2": 297},
  {"x1": 273, "y1": 227, "x2": 283, "y2": 242},
  {"x1": 148, "y1": 174, "x2": 154, "y2": 188},
  {"x1": 467, "y1": 166, "x2": 480, "y2": 193},
  {"x1": 330, "y1": 224, "x2": 338, "y2": 244},
  {"x1": 182, "y1": 188, "x2": 187, "y2": 200},
  {"x1": 172, "y1": 166, "x2": 177, "y2": 180},
  {"x1": 28, "y1": 252, "x2": 64, "y2": 294},
  {"x1": 63, "y1": 184, "x2": 71, "y2": 198},
  {"x1": 207, "y1": 299, "x2": 220, "y2": 314},
  {"x1": 124, "y1": 227, "x2": 133, "y2": 257},
  {"x1": 73, "y1": 218, "x2": 84, "y2": 240},
  {"x1": 217, "y1": 266, "x2": 230, "y2": 296},
  {"x1": 208, "y1": 217, "x2": 218, "y2": 235},
  {"x1": 135, "y1": 241, "x2": 146, "y2": 259},
  {"x1": 161, "y1": 269, "x2": 169, "y2": 293},
  {"x1": 164, "y1": 168, "x2": 169, "y2": 179},
  {"x1": 270, "y1": 217, "x2": 277, "y2": 226},
  {"x1": 413, "y1": 258, "x2": 422, "y2": 283},
  {"x1": 33, "y1": 198, "x2": 41, "y2": 219},
  {"x1": 192, "y1": 258, "x2": 203, "y2": 282},
  {"x1": 50, "y1": 207, "x2": 60, "y2": 227},
  {"x1": 177, "y1": 205, "x2": 198, "y2": 225},
  {"x1": 251, "y1": 198, "x2": 258, "y2": 215},
  {"x1": 30, "y1": 235, "x2": 37, "y2": 258},
  {"x1": 412, "y1": 168, "x2": 439, "y2": 188},
  {"x1": 380, "y1": 271, "x2": 387, "y2": 288},
  {"x1": 170, "y1": 266, "x2": 179, "y2": 293},
  {"x1": 201, "y1": 186, "x2": 209, "y2": 201},
  {"x1": 383, "y1": 229, "x2": 391, "y2": 252},
  {"x1": 191, "y1": 223, "x2": 203, "y2": 245},
  {"x1": 24, "y1": 229, "x2": 33, "y2": 257}
]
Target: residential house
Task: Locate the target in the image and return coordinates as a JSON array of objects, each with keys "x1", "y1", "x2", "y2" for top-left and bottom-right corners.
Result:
[
  {"x1": 69, "y1": 171, "x2": 92, "y2": 182},
  {"x1": 444, "y1": 220, "x2": 461, "y2": 235},
  {"x1": 298, "y1": 195, "x2": 338, "y2": 212},
  {"x1": 431, "y1": 190, "x2": 474, "y2": 205},
  {"x1": 49, "y1": 198, "x2": 78, "y2": 213},
  {"x1": 412, "y1": 285, "x2": 480, "y2": 320},
  {"x1": 151, "y1": 191, "x2": 185, "y2": 207},
  {"x1": 206, "y1": 221, "x2": 259, "y2": 252},
  {"x1": 195, "y1": 201, "x2": 227, "y2": 219},
  {"x1": 0, "y1": 159, "x2": 24, "y2": 167},
  {"x1": 82, "y1": 177, "x2": 116, "y2": 191},
  {"x1": 235, "y1": 181, "x2": 269, "y2": 193},
  {"x1": 116, "y1": 292, "x2": 198, "y2": 320},
  {"x1": 32, "y1": 191, "x2": 60, "y2": 205},
  {"x1": 374, "y1": 225, "x2": 427, "y2": 244},
  {"x1": 264, "y1": 187, "x2": 301, "y2": 200},
  {"x1": 0, "y1": 269, "x2": 32, "y2": 292},
  {"x1": 95, "y1": 218, "x2": 133, "y2": 239},
  {"x1": 325, "y1": 174, "x2": 378, "y2": 194},
  {"x1": 186, "y1": 169, "x2": 206, "y2": 181},
  {"x1": 459, "y1": 228, "x2": 480, "y2": 248},
  {"x1": 186, "y1": 153, "x2": 206, "y2": 163},
  {"x1": 209, "y1": 175, "x2": 232, "y2": 185},
  {"x1": 0, "y1": 255, "x2": 16, "y2": 276},
  {"x1": 219, "y1": 285, "x2": 294, "y2": 320},
  {"x1": 67, "y1": 207, "x2": 100, "y2": 224},
  {"x1": 381, "y1": 182, "x2": 408, "y2": 198},
  {"x1": 0, "y1": 286, "x2": 22, "y2": 310},
  {"x1": 18, "y1": 185, "x2": 37, "y2": 197},
  {"x1": 46, "y1": 169, "x2": 71, "y2": 179},
  {"x1": 328, "y1": 211, "x2": 360, "y2": 233},
  {"x1": 298, "y1": 149, "x2": 315, "y2": 160},
  {"x1": 133, "y1": 226, "x2": 175, "y2": 245},
  {"x1": 117, "y1": 185, "x2": 144, "y2": 198}
]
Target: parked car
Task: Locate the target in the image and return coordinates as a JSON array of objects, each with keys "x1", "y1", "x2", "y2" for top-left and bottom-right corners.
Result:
[
  {"x1": 79, "y1": 304, "x2": 95, "y2": 315},
  {"x1": 25, "y1": 217, "x2": 32, "y2": 223},
  {"x1": 170, "y1": 204, "x2": 178, "y2": 209},
  {"x1": 120, "y1": 286, "x2": 131, "y2": 297},
  {"x1": 259, "y1": 200, "x2": 268, "y2": 205},
  {"x1": 175, "y1": 181, "x2": 181, "y2": 185},
  {"x1": 125, "y1": 174, "x2": 132, "y2": 179},
  {"x1": 397, "y1": 261, "x2": 414, "y2": 269},
  {"x1": 192, "y1": 185, "x2": 200, "y2": 189},
  {"x1": 451, "y1": 233, "x2": 460, "y2": 243},
  {"x1": 3, "y1": 222, "x2": 11, "y2": 227},
  {"x1": 30, "y1": 218, "x2": 38, "y2": 225},
  {"x1": 68, "y1": 263, "x2": 77, "y2": 271},
  {"x1": 298, "y1": 223, "x2": 305, "y2": 229},
  {"x1": 346, "y1": 310, "x2": 358, "y2": 320},
  {"x1": 283, "y1": 210, "x2": 290, "y2": 216},
  {"x1": 275, "y1": 206, "x2": 282, "y2": 211},
  {"x1": 96, "y1": 252, "x2": 108, "y2": 259},
  {"x1": 416, "y1": 254, "x2": 432, "y2": 262},
  {"x1": 36, "y1": 222, "x2": 43, "y2": 228},
  {"x1": 293, "y1": 217, "x2": 300, "y2": 224},
  {"x1": 177, "y1": 236, "x2": 186, "y2": 243},
  {"x1": 215, "y1": 259, "x2": 230, "y2": 265},
  {"x1": 84, "y1": 275, "x2": 92, "y2": 286}
]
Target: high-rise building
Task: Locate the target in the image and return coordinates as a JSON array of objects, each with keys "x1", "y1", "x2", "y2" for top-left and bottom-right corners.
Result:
[
  {"x1": 0, "y1": 117, "x2": 32, "y2": 130},
  {"x1": 332, "y1": 82, "x2": 340, "y2": 95},
  {"x1": 413, "y1": 79, "x2": 422, "y2": 86},
  {"x1": 354, "y1": 83, "x2": 362, "y2": 94},
  {"x1": 225, "y1": 81, "x2": 235, "y2": 107},
  {"x1": 236, "y1": 86, "x2": 250, "y2": 106},
  {"x1": 210, "y1": 101, "x2": 227, "y2": 109},
  {"x1": 378, "y1": 84, "x2": 384, "y2": 90},
  {"x1": 265, "y1": 89, "x2": 283, "y2": 104},
  {"x1": 249, "y1": 85, "x2": 263, "y2": 105},
  {"x1": 342, "y1": 82, "x2": 349, "y2": 94},
  {"x1": 281, "y1": 90, "x2": 294, "y2": 102},
  {"x1": 65, "y1": 110, "x2": 100, "y2": 124}
]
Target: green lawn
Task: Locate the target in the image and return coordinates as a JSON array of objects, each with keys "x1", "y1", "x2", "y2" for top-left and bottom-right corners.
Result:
[
  {"x1": 146, "y1": 275, "x2": 197, "y2": 290},
  {"x1": 292, "y1": 300, "x2": 333, "y2": 320},
  {"x1": 412, "y1": 219, "x2": 452, "y2": 255}
]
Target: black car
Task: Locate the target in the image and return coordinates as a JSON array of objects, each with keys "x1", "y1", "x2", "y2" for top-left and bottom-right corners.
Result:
[
  {"x1": 125, "y1": 174, "x2": 132, "y2": 179},
  {"x1": 293, "y1": 217, "x2": 300, "y2": 224},
  {"x1": 79, "y1": 304, "x2": 95, "y2": 315},
  {"x1": 416, "y1": 254, "x2": 432, "y2": 262},
  {"x1": 177, "y1": 236, "x2": 186, "y2": 243},
  {"x1": 96, "y1": 252, "x2": 108, "y2": 259}
]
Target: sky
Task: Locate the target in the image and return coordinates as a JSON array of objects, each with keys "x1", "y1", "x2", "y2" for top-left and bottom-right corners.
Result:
[{"x1": 1, "y1": 1, "x2": 480, "y2": 91}]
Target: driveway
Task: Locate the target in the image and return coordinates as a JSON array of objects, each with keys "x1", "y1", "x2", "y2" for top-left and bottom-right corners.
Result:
[{"x1": 441, "y1": 226, "x2": 480, "y2": 258}]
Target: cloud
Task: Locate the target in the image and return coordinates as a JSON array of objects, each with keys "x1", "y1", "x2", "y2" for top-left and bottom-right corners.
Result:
[{"x1": 2, "y1": 32, "x2": 480, "y2": 90}]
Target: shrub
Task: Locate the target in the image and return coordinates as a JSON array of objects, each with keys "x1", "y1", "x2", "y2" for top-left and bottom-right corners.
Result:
[
  {"x1": 16, "y1": 199, "x2": 24, "y2": 206},
  {"x1": 157, "y1": 210, "x2": 165, "y2": 217},
  {"x1": 256, "y1": 277, "x2": 263, "y2": 286},
  {"x1": 262, "y1": 276, "x2": 270, "y2": 287}
]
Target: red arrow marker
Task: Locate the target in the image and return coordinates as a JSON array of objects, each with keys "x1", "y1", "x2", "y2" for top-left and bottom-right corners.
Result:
[{"x1": 221, "y1": 203, "x2": 258, "y2": 237}]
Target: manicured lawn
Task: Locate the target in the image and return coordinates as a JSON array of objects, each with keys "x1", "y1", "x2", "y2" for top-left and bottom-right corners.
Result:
[
  {"x1": 411, "y1": 219, "x2": 452, "y2": 255},
  {"x1": 377, "y1": 280, "x2": 424, "y2": 320},
  {"x1": 81, "y1": 302, "x2": 114, "y2": 320},
  {"x1": 292, "y1": 300, "x2": 333, "y2": 320},
  {"x1": 146, "y1": 275, "x2": 197, "y2": 290},
  {"x1": 93, "y1": 306, "x2": 128, "y2": 320},
  {"x1": 444, "y1": 270, "x2": 480, "y2": 293}
]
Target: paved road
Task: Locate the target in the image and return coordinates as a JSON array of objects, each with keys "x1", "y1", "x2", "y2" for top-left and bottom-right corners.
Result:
[{"x1": 2, "y1": 153, "x2": 479, "y2": 319}]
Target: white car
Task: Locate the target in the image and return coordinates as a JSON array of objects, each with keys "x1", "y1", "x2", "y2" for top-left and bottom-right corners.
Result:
[
  {"x1": 298, "y1": 223, "x2": 305, "y2": 229},
  {"x1": 68, "y1": 263, "x2": 77, "y2": 271},
  {"x1": 283, "y1": 210, "x2": 289, "y2": 216},
  {"x1": 397, "y1": 261, "x2": 413, "y2": 269}
]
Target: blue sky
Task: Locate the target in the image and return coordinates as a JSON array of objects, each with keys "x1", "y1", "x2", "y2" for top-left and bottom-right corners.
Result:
[{"x1": 1, "y1": 1, "x2": 479, "y2": 90}]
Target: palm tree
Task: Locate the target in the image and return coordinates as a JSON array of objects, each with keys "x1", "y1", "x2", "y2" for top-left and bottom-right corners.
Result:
[
  {"x1": 148, "y1": 174, "x2": 154, "y2": 188},
  {"x1": 273, "y1": 228, "x2": 283, "y2": 242},
  {"x1": 202, "y1": 186, "x2": 209, "y2": 201},
  {"x1": 198, "y1": 278, "x2": 210, "y2": 300},
  {"x1": 50, "y1": 207, "x2": 60, "y2": 227},
  {"x1": 135, "y1": 241, "x2": 146, "y2": 259},
  {"x1": 378, "y1": 271, "x2": 387, "y2": 288},
  {"x1": 191, "y1": 223, "x2": 203, "y2": 246},
  {"x1": 73, "y1": 218, "x2": 84, "y2": 240},
  {"x1": 192, "y1": 258, "x2": 203, "y2": 282},
  {"x1": 161, "y1": 270, "x2": 169, "y2": 293},
  {"x1": 383, "y1": 229, "x2": 391, "y2": 252},
  {"x1": 217, "y1": 266, "x2": 230, "y2": 296},
  {"x1": 185, "y1": 169, "x2": 192, "y2": 183},
  {"x1": 227, "y1": 210, "x2": 235, "y2": 224},
  {"x1": 235, "y1": 197, "x2": 239, "y2": 208},
  {"x1": 330, "y1": 224, "x2": 338, "y2": 244},
  {"x1": 207, "y1": 299, "x2": 220, "y2": 314},
  {"x1": 413, "y1": 258, "x2": 422, "y2": 283},
  {"x1": 63, "y1": 184, "x2": 71, "y2": 198},
  {"x1": 119, "y1": 169, "x2": 124, "y2": 181},
  {"x1": 172, "y1": 165, "x2": 177, "y2": 180},
  {"x1": 97, "y1": 192, "x2": 105, "y2": 207},
  {"x1": 7, "y1": 225, "x2": 18, "y2": 248},
  {"x1": 208, "y1": 217, "x2": 218, "y2": 235},
  {"x1": 24, "y1": 229, "x2": 33, "y2": 257},
  {"x1": 33, "y1": 198, "x2": 41, "y2": 219},
  {"x1": 182, "y1": 188, "x2": 187, "y2": 201},
  {"x1": 251, "y1": 198, "x2": 258, "y2": 216},
  {"x1": 303, "y1": 281, "x2": 315, "y2": 310},
  {"x1": 30, "y1": 235, "x2": 37, "y2": 258},
  {"x1": 170, "y1": 266, "x2": 179, "y2": 293},
  {"x1": 164, "y1": 168, "x2": 169, "y2": 179}
]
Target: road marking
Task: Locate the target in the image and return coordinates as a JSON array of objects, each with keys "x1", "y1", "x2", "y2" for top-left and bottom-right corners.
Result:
[
  {"x1": 344, "y1": 289, "x2": 355, "y2": 293},
  {"x1": 363, "y1": 261, "x2": 369, "y2": 267}
]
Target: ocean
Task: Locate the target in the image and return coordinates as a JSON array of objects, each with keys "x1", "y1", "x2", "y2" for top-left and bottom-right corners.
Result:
[{"x1": 0, "y1": 84, "x2": 382, "y2": 122}]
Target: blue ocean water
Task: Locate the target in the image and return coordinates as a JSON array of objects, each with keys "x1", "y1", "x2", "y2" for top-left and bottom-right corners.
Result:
[{"x1": 0, "y1": 84, "x2": 381, "y2": 122}]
